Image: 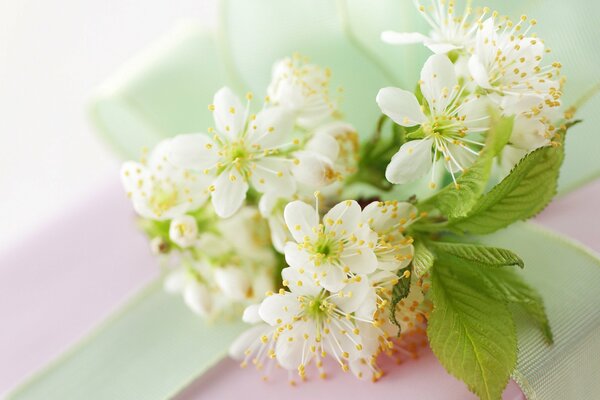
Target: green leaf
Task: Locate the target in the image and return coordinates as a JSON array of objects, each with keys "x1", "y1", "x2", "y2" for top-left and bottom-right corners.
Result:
[
  {"x1": 428, "y1": 261, "x2": 517, "y2": 400},
  {"x1": 477, "y1": 267, "x2": 553, "y2": 344},
  {"x1": 449, "y1": 140, "x2": 565, "y2": 234},
  {"x1": 412, "y1": 240, "x2": 435, "y2": 277},
  {"x1": 421, "y1": 114, "x2": 513, "y2": 218},
  {"x1": 389, "y1": 265, "x2": 412, "y2": 335},
  {"x1": 429, "y1": 241, "x2": 524, "y2": 269}
]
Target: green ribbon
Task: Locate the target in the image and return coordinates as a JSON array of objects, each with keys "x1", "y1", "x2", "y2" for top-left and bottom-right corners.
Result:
[{"x1": 9, "y1": 1, "x2": 600, "y2": 398}]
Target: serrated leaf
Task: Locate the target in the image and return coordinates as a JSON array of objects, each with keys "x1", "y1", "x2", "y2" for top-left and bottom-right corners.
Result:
[
  {"x1": 422, "y1": 115, "x2": 513, "y2": 218},
  {"x1": 413, "y1": 240, "x2": 435, "y2": 277},
  {"x1": 389, "y1": 265, "x2": 411, "y2": 335},
  {"x1": 428, "y1": 261, "x2": 517, "y2": 400},
  {"x1": 477, "y1": 267, "x2": 553, "y2": 344},
  {"x1": 429, "y1": 241, "x2": 524, "y2": 269},
  {"x1": 448, "y1": 141, "x2": 565, "y2": 234}
]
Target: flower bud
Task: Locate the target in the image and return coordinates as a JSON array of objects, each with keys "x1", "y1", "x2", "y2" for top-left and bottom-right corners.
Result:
[
  {"x1": 214, "y1": 266, "x2": 252, "y2": 301},
  {"x1": 183, "y1": 281, "x2": 212, "y2": 317},
  {"x1": 169, "y1": 215, "x2": 198, "y2": 248}
]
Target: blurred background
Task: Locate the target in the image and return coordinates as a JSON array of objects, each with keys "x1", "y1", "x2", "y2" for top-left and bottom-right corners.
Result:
[{"x1": 0, "y1": 0, "x2": 216, "y2": 255}]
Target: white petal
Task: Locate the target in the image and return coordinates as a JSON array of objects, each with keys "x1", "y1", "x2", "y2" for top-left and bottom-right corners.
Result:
[
  {"x1": 258, "y1": 292, "x2": 301, "y2": 326},
  {"x1": 376, "y1": 87, "x2": 427, "y2": 127},
  {"x1": 214, "y1": 266, "x2": 251, "y2": 301},
  {"x1": 385, "y1": 138, "x2": 433, "y2": 184},
  {"x1": 322, "y1": 200, "x2": 361, "y2": 236},
  {"x1": 468, "y1": 54, "x2": 492, "y2": 89},
  {"x1": 305, "y1": 132, "x2": 340, "y2": 161},
  {"x1": 229, "y1": 325, "x2": 269, "y2": 359},
  {"x1": 340, "y1": 248, "x2": 378, "y2": 274},
  {"x1": 420, "y1": 54, "x2": 458, "y2": 112},
  {"x1": 291, "y1": 151, "x2": 336, "y2": 188},
  {"x1": 283, "y1": 201, "x2": 318, "y2": 242},
  {"x1": 251, "y1": 158, "x2": 296, "y2": 196},
  {"x1": 511, "y1": 115, "x2": 549, "y2": 150},
  {"x1": 242, "y1": 304, "x2": 263, "y2": 324},
  {"x1": 318, "y1": 263, "x2": 346, "y2": 292},
  {"x1": 443, "y1": 142, "x2": 477, "y2": 173},
  {"x1": 213, "y1": 87, "x2": 245, "y2": 138},
  {"x1": 183, "y1": 282, "x2": 212, "y2": 317},
  {"x1": 275, "y1": 321, "x2": 313, "y2": 370},
  {"x1": 211, "y1": 169, "x2": 248, "y2": 218},
  {"x1": 250, "y1": 106, "x2": 294, "y2": 148},
  {"x1": 167, "y1": 133, "x2": 218, "y2": 171},
  {"x1": 332, "y1": 277, "x2": 371, "y2": 314},
  {"x1": 163, "y1": 269, "x2": 187, "y2": 294},
  {"x1": 381, "y1": 31, "x2": 428, "y2": 45},
  {"x1": 284, "y1": 242, "x2": 312, "y2": 269},
  {"x1": 282, "y1": 267, "x2": 321, "y2": 296},
  {"x1": 424, "y1": 41, "x2": 461, "y2": 54}
]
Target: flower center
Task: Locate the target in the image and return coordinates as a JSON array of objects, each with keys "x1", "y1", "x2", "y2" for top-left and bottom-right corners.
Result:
[{"x1": 149, "y1": 184, "x2": 179, "y2": 215}]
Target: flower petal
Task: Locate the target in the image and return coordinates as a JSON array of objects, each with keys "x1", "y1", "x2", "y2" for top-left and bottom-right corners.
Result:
[
  {"x1": 318, "y1": 263, "x2": 346, "y2": 292},
  {"x1": 229, "y1": 324, "x2": 270, "y2": 359},
  {"x1": 420, "y1": 54, "x2": 458, "y2": 112},
  {"x1": 385, "y1": 138, "x2": 433, "y2": 184},
  {"x1": 376, "y1": 87, "x2": 427, "y2": 127},
  {"x1": 242, "y1": 304, "x2": 263, "y2": 324},
  {"x1": 167, "y1": 133, "x2": 218, "y2": 171},
  {"x1": 251, "y1": 158, "x2": 296, "y2": 196},
  {"x1": 322, "y1": 200, "x2": 361, "y2": 236},
  {"x1": 282, "y1": 267, "x2": 321, "y2": 296},
  {"x1": 183, "y1": 281, "x2": 212, "y2": 317},
  {"x1": 332, "y1": 277, "x2": 371, "y2": 314},
  {"x1": 340, "y1": 248, "x2": 378, "y2": 274},
  {"x1": 259, "y1": 292, "x2": 300, "y2": 326},
  {"x1": 250, "y1": 106, "x2": 294, "y2": 148},
  {"x1": 283, "y1": 201, "x2": 317, "y2": 242},
  {"x1": 284, "y1": 242, "x2": 312, "y2": 269},
  {"x1": 211, "y1": 168, "x2": 248, "y2": 218},
  {"x1": 424, "y1": 41, "x2": 461, "y2": 55},
  {"x1": 380, "y1": 31, "x2": 428, "y2": 45},
  {"x1": 468, "y1": 54, "x2": 492, "y2": 89},
  {"x1": 213, "y1": 87, "x2": 245, "y2": 138}
]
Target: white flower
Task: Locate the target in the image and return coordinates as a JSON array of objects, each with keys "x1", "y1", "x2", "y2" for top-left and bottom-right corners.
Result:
[
  {"x1": 283, "y1": 199, "x2": 378, "y2": 292},
  {"x1": 377, "y1": 54, "x2": 488, "y2": 187},
  {"x1": 381, "y1": 0, "x2": 488, "y2": 54},
  {"x1": 231, "y1": 268, "x2": 387, "y2": 381},
  {"x1": 164, "y1": 268, "x2": 212, "y2": 317},
  {"x1": 121, "y1": 140, "x2": 209, "y2": 220},
  {"x1": 168, "y1": 87, "x2": 297, "y2": 218},
  {"x1": 362, "y1": 201, "x2": 418, "y2": 272},
  {"x1": 468, "y1": 16, "x2": 562, "y2": 112},
  {"x1": 169, "y1": 215, "x2": 199, "y2": 248},
  {"x1": 267, "y1": 55, "x2": 337, "y2": 129}
]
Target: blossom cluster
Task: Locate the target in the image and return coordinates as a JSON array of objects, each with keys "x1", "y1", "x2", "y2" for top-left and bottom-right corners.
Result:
[{"x1": 120, "y1": 0, "x2": 575, "y2": 389}]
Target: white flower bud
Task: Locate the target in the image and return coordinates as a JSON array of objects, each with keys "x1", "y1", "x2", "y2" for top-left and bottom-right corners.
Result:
[
  {"x1": 242, "y1": 304, "x2": 263, "y2": 324},
  {"x1": 150, "y1": 237, "x2": 169, "y2": 255},
  {"x1": 214, "y1": 266, "x2": 251, "y2": 301},
  {"x1": 183, "y1": 281, "x2": 212, "y2": 317},
  {"x1": 169, "y1": 215, "x2": 198, "y2": 248}
]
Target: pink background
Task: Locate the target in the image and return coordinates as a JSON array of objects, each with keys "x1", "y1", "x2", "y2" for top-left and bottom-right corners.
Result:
[{"x1": 2, "y1": 172, "x2": 599, "y2": 399}]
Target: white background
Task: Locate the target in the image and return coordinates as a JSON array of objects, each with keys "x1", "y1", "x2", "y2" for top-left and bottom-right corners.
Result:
[{"x1": 0, "y1": 0, "x2": 216, "y2": 254}]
